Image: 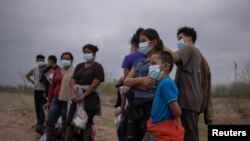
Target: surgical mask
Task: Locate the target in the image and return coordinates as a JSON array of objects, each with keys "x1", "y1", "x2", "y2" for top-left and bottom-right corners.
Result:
[
  {"x1": 37, "y1": 61, "x2": 46, "y2": 67},
  {"x1": 60, "y1": 60, "x2": 71, "y2": 68},
  {"x1": 177, "y1": 39, "x2": 185, "y2": 49},
  {"x1": 148, "y1": 65, "x2": 164, "y2": 80},
  {"x1": 139, "y1": 42, "x2": 151, "y2": 55},
  {"x1": 83, "y1": 53, "x2": 94, "y2": 62}
]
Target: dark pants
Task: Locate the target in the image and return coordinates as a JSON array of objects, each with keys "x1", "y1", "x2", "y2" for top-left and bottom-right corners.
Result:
[
  {"x1": 46, "y1": 97, "x2": 67, "y2": 141},
  {"x1": 117, "y1": 108, "x2": 128, "y2": 141},
  {"x1": 181, "y1": 109, "x2": 199, "y2": 141},
  {"x1": 34, "y1": 90, "x2": 46, "y2": 127},
  {"x1": 127, "y1": 104, "x2": 152, "y2": 141},
  {"x1": 65, "y1": 102, "x2": 98, "y2": 141}
]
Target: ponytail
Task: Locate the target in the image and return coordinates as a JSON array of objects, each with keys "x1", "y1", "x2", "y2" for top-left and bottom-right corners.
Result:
[
  {"x1": 155, "y1": 39, "x2": 164, "y2": 51},
  {"x1": 130, "y1": 27, "x2": 144, "y2": 47},
  {"x1": 141, "y1": 28, "x2": 163, "y2": 52}
]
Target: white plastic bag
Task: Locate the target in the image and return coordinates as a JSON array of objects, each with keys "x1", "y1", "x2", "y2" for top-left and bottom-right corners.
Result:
[
  {"x1": 71, "y1": 103, "x2": 88, "y2": 129},
  {"x1": 39, "y1": 134, "x2": 46, "y2": 141},
  {"x1": 114, "y1": 107, "x2": 122, "y2": 129}
]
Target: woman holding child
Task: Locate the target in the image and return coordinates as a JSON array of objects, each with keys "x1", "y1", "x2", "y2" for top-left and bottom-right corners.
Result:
[{"x1": 124, "y1": 28, "x2": 164, "y2": 141}]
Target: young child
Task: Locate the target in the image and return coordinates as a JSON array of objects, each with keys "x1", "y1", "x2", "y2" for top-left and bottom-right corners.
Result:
[{"x1": 147, "y1": 51, "x2": 184, "y2": 141}]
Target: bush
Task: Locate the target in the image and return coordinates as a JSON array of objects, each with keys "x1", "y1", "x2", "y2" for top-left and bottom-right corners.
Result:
[
  {"x1": 100, "y1": 81, "x2": 118, "y2": 95},
  {"x1": 0, "y1": 85, "x2": 33, "y2": 94},
  {"x1": 212, "y1": 82, "x2": 250, "y2": 99}
]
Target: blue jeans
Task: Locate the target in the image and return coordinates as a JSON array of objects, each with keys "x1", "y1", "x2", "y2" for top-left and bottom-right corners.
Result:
[{"x1": 46, "y1": 96, "x2": 67, "y2": 141}]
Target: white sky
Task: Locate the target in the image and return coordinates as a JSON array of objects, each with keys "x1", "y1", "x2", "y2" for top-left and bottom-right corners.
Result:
[{"x1": 0, "y1": 0, "x2": 250, "y2": 86}]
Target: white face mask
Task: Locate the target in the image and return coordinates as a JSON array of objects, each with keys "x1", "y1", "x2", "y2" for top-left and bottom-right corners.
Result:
[
  {"x1": 148, "y1": 65, "x2": 164, "y2": 80},
  {"x1": 83, "y1": 53, "x2": 94, "y2": 62},
  {"x1": 37, "y1": 61, "x2": 46, "y2": 67},
  {"x1": 60, "y1": 60, "x2": 71, "y2": 68},
  {"x1": 177, "y1": 39, "x2": 185, "y2": 49},
  {"x1": 139, "y1": 41, "x2": 151, "y2": 55}
]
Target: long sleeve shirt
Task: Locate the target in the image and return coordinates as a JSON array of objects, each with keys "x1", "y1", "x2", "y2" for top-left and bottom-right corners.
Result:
[{"x1": 48, "y1": 65, "x2": 62, "y2": 102}]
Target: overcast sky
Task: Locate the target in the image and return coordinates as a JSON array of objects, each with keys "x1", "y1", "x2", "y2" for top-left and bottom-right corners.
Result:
[{"x1": 0, "y1": 0, "x2": 249, "y2": 86}]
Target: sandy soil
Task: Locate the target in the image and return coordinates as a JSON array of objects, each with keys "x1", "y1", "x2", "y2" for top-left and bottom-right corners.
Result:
[
  {"x1": 0, "y1": 91, "x2": 249, "y2": 141},
  {"x1": 0, "y1": 91, "x2": 118, "y2": 141}
]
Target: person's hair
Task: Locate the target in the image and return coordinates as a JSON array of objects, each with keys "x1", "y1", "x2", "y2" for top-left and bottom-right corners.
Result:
[
  {"x1": 60, "y1": 52, "x2": 74, "y2": 60},
  {"x1": 130, "y1": 27, "x2": 144, "y2": 47},
  {"x1": 177, "y1": 26, "x2": 197, "y2": 43},
  {"x1": 48, "y1": 55, "x2": 57, "y2": 64},
  {"x1": 82, "y1": 44, "x2": 99, "y2": 54},
  {"x1": 140, "y1": 28, "x2": 163, "y2": 51},
  {"x1": 157, "y1": 51, "x2": 174, "y2": 73},
  {"x1": 36, "y1": 54, "x2": 45, "y2": 61}
]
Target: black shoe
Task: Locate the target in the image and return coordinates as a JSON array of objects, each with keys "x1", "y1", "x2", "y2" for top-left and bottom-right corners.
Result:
[{"x1": 36, "y1": 126, "x2": 45, "y2": 136}]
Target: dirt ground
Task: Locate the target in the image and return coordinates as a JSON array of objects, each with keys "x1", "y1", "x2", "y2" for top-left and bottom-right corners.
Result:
[{"x1": 0, "y1": 91, "x2": 249, "y2": 141}]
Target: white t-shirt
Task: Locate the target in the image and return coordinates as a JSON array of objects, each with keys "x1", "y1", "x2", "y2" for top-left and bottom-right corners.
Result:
[{"x1": 27, "y1": 66, "x2": 46, "y2": 91}]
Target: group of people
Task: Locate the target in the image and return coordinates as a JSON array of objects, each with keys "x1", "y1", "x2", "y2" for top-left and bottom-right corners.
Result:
[
  {"x1": 26, "y1": 26, "x2": 213, "y2": 141},
  {"x1": 26, "y1": 44, "x2": 104, "y2": 141},
  {"x1": 114, "y1": 26, "x2": 213, "y2": 141}
]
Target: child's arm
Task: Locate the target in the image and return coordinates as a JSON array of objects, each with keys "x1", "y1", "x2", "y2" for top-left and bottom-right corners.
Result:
[
  {"x1": 169, "y1": 101, "x2": 182, "y2": 124},
  {"x1": 124, "y1": 68, "x2": 155, "y2": 90},
  {"x1": 169, "y1": 101, "x2": 182, "y2": 117},
  {"x1": 176, "y1": 117, "x2": 182, "y2": 125}
]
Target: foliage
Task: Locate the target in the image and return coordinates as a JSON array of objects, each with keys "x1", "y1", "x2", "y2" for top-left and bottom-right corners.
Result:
[
  {"x1": 212, "y1": 61, "x2": 250, "y2": 99},
  {"x1": 0, "y1": 85, "x2": 33, "y2": 94},
  {"x1": 212, "y1": 82, "x2": 250, "y2": 99}
]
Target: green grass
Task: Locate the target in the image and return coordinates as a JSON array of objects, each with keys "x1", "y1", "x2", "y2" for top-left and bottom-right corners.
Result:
[
  {"x1": 100, "y1": 82, "x2": 117, "y2": 95},
  {"x1": 199, "y1": 122, "x2": 208, "y2": 139},
  {"x1": 212, "y1": 82, "x2": 250, "y2": 99}
]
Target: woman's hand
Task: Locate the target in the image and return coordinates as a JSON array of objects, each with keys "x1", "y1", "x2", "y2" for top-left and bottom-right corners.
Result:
[
  {"x1": 114, "y1": 107, "x2": 123, "y2": 117},
  {"x1": 43, "y1": 102, "x2": 50, "y2": 110},
  {"x1": 140, "y1": 76, "x2": 156, "y2": 88},
  {"x1": 75, "y1": 95, "x2": 85, "y2": 103},
  {"x1": 70, "y1": 91, "x2": 77, "y2": 102}
]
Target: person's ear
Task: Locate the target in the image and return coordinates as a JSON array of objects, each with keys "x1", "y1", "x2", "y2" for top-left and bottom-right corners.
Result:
[
  {"x1": 162, "y1": 63, "x2": 169, "y2": 72},
  {"x1": 150, "y1": 39, "x2": 157, "y2": 48},
  {"x1": 187, "y1": 36, "x2": 192, "y2": 42}
]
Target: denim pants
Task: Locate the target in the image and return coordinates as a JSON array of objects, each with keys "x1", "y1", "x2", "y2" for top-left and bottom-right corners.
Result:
[
  {"x1": 46, "y1": 96, "x2": 67, "y2": 141},
  {"x1": 117, "y1": 108, "x2": 128, "y2": 141},
  {"x1": 127, "y1": 103, "x2": 152, "y2": 141}
]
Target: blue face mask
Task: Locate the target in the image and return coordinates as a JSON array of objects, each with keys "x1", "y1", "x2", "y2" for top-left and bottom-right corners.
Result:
[
  {"x1": 177, "y1": 39, "x2": 185, "y2": 49},
  {"x1": 139, "y1": 42, "x2": 151, "y2": 55},
  {"x1": 60, "y1": 60, "x2": 71, "y2": 68},
  {"x1": 148, "y1": 65, "x2": 164, "y2": 81},
  {"x1": 83, "y1": 53, "x2": 94, "y2": 62}
]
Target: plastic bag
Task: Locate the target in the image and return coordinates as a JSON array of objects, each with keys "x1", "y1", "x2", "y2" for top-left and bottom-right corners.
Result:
[
  {"x1": 91, "y1": 124, "x2": 96, "y2": 140},
  {"x1": 114, "y1": 107, "x2": 122, "y2": 129},
  {"x1": 39, "y1": 134, "x2": 46, "y2": 141},
  {"x1": 71, "y1": 103, "x2": 88, "y2": 129},
  {"x1": 141, "y1": 132, "x2": 157, "y2": 141}
]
